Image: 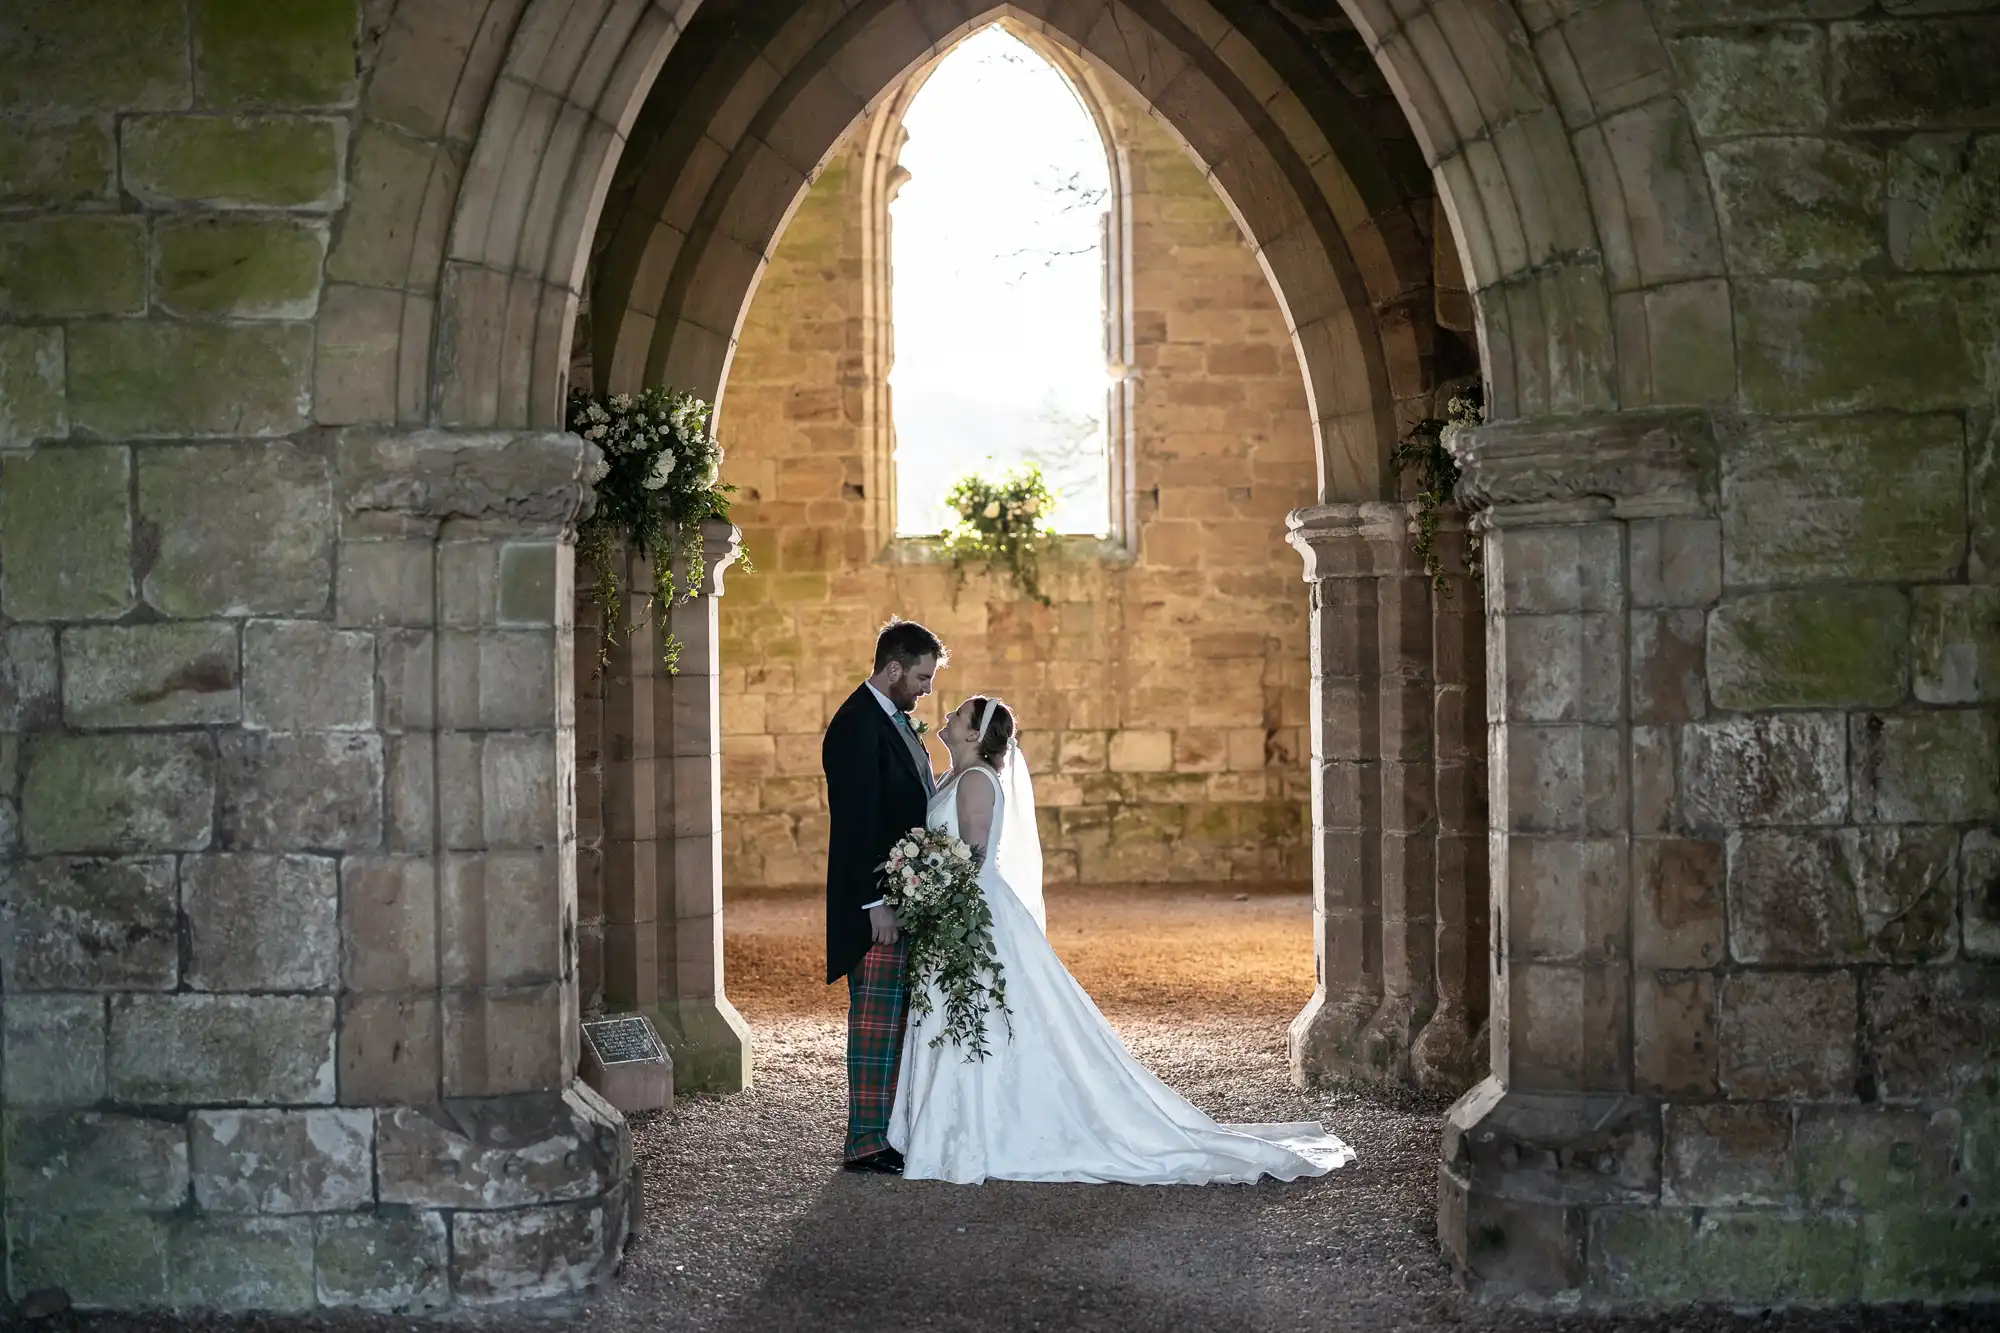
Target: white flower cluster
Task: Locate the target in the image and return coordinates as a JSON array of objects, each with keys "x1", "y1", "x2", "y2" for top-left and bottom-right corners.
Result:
[{"x1": 879, "y1": 827, "x2": 977, "y2": 913}]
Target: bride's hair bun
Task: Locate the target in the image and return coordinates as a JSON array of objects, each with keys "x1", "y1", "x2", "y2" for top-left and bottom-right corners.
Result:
[{"x1": 968, "y1": 696, "x2": 1015, "y2": 767}]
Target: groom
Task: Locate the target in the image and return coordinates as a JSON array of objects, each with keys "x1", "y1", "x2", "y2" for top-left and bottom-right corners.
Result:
[{"x1": 822, "y1": 618, "x2": 945, "y2": 1175}]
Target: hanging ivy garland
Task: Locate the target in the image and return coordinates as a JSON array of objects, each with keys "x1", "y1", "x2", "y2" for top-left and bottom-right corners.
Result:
[
  {"x1": 1389, "y1": 382, "x2": 1486, "y2": 594},
  {"x1": 567, "y1": 386, "x2": 741, "y2": 675},
  {"x1": 938, "y1": 465, "x2": 1058, "y2": 606}
]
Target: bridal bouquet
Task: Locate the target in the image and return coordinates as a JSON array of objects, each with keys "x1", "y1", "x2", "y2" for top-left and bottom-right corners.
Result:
[{"x1": 878, "y1": 827, "x2": 1010, "y2": 1059}]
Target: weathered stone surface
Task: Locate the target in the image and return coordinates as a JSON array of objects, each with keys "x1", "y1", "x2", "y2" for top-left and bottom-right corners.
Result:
[
  {"x1": 1912, "y1": 585, "x2": 2000, "y2": 703},
  {"x1": 314, "y1": 1211, "x2": 450, "y2": 1312},
  {"x1": 323, "y1": 124, "x2": 450, "y2": 288},
  {"x1": 499, "y1": 543, "x2": 560, "y2": 624},
  {"x1": 108, "y1": 994, "x2": 337, "y2": 1105},
  {"x1": 154, "y1": 217, "x2": 327, "y2": 318},
  {"x1": 168, "y1": 1216, "x2": 315, "y2": 1312},
  {"x1": 0, "y1": 216, "x2": 146, "y2": 316},
  {"x1": 0, "y1": 854, "x2": 178, "y2": 989},
  {"x1": 0, "y1": 446, "x2": 131, "y2": 621},
  {"x1": 0, "y1": 734, "x2": 17, "y2": 859},
  {"x1": 1832, "y1": 19, "x2": 2000, "y2": 130},
  {"x1": 1709, "y1": 138, "x2": 1885, "y2": 274},
  {"x1": 243, "y1": 620, "x2": 376, "y2": 730},
  {"x1": 73, "y1": 323, "x2": 313, "y2": 439},
  {"x1": 1865, "y1": 966, "x2": 2000, "y2": 1103},
  {"x1": 337, "y1": 540, "x2": 435, "y2": 627},
  {"x1": 1721, "y1": 414, "x2": 1965, "y2": 587},
  {"x1": 195, "y1": 0, "x2": 360, "y2": 107},
  {"x1": 1796, "y1": 1107, "x2": 1964, "y2": 1209},
  {"x1": 1679, "y1": 714, "x2": 1847, "y2": 830},
  {"x1": 376, "y1": 1087, "x2": 628, "y2": 1209},
  {"x1": 0, "y1": 325, "x2": 67, "y2": 445},
  {"x1": 1965, "y1": 828, "x2": 2000, "y2": 958},
  {"x1": 1634, "y1": 969, "x2": 1717, "y2": 1098},
  {"x1": 1668, "y1": 27, "x2": 1826, "y2": 138},
  {"x1": 1663, "y1": 1103, "x2": 1794, "y2": 1207},
  {"x1": 1717, "y1": 970, "x2": 1858, "y2": 1100},
  {"x1": 1629, "y1": 609, "x2": 1704, "y2": 724},
  {"x1": 183, "y1": 853, "x2": 339, "y2": 991},
  {"x1": 1737, "y1": 278, "x2": 1975, "y2": 414},
  {"x1": 1729, "y1": 828, "x2": 1957, "y2": 965},
  {"x1": 1708, "y1": 588, "x2": 1907, "y2": 710},
  {"x1": 439, "y1": 631, "x2": 557, "y2": 730},
  {"x1": 338, "y1": 993, "x2": 441, "y2": 1104},
  {"x1": 138, "y1": 442, "x2": 333, "y2": 615},
  {"x1": 8, "y1": 1210, "x2": 169, "y2": 1308},
  {"x1": 1633, "y1": 839, "x2": 1723, "y2": 969},
  {"x1": 1494, "y1": 613, "x2": 1622, "y2": 724},
  {"x1": 337, "y1": 430, "x2": 595, "y2": 532},
  {"x1": 1850, "y1": 708, "x2": 1999, "y2": 823},
  {"x1": 1978, "y1": 410, "x2": 2000, "y2": 583},
  {"x1": 22, "y1": 734, "x2": 216, "y2": 853},
  {"x1": 1891, "y1": 134, "x2": 2000, "y2": 271},
  {"x1": 4, "y1": 994, "x2": 107, "y2": 1107},
  {"x1": 121, "y1": 114, "x2": 343, "y2": 209},
  {"x1": 0, "y1": 115, "x2": 114, "y2": 203},
  {"x1": 4, "y1": 1110, "x2": 188, "y2": 1211},
  {"x1": 190, "y1": 1109, "x2": 373, "y2": 1213},
  {"x1": 0, "y1": 0, "x2": 189, "y2": 111},
  {"x1": 61, "y1": 621, "x2": 241, "y2": 728},
  {"x1": 219, "y1": 732, "x2": 383, "y2": 851},
  {"x1": 1, "y1": 625, "x2": 58, "y2": 730},
  {"x1": 451, "y1": 1196, "x2": 623, "y2": 1304},
  {"x1": 1596, "y1": 1209, "x2": 1863, "y2": 1306},
  {"x1": 1862, "y1": 1211, "x2": 2000, "y2": 1301}
]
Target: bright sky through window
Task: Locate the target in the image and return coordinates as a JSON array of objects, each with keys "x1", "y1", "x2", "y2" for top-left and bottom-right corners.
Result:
[{"x1": 889, "y1": 27, "x2": 1112, "y2": 537}]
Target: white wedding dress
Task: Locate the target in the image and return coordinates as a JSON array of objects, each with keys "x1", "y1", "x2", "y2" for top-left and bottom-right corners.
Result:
[{"x1": 887, "y1": 758, "x2": 1355, "y2": 1185}]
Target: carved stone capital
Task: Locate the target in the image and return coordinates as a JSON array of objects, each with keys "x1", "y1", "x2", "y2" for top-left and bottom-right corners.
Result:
[
  {"x1": 337, "y1": 428, "x2": 601, "y2": 533},
  {"x1": 695, "y1": 518, "x2": 743, "y2": 597},
  {"x1": 1285, "y1": 501, "x2": 1420, "y2": 580},
  {"x1": 1448, "y1": 410, "x2": 1716, "y2": 519}
]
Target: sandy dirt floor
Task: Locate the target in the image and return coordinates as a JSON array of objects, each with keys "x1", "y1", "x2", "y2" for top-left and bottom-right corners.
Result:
[{"x1": 38, "y1": 885, "x2": 1991, "y2": 1333}]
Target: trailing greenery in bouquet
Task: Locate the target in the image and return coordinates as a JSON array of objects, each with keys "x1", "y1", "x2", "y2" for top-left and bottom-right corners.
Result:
[
  {"x1": 567, "y1": 385, "x2": 740, "y2": 674},
  {"x1": 938, "y1": 465, "x2": 1057, "y2": 606},
  {"x1": 878, "y1": 826, "x2": 1010, "y2": 1059}
]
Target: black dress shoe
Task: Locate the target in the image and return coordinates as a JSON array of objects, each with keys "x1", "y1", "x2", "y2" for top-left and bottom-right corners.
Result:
[{"x1": 843, "y1": 1148, "x2": 904, "y2": 1175}]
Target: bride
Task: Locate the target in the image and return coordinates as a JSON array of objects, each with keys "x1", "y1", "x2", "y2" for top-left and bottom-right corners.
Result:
[{"x1": 887, "y1": 696, "x2": 1355, "y2": 1185}]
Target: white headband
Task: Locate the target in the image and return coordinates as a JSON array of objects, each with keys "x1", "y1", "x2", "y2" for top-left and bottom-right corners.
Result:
[{"x1": 975, "y1": 698, "x2": 1001, "y2": 742}]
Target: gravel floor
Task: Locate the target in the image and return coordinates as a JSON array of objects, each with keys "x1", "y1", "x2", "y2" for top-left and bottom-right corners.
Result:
[{"x1": 28, "y1": 888, "x2": 1992, "y2": 1333}]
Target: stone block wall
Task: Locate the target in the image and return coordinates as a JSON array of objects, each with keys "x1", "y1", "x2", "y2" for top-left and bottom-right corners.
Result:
[
  {"x1": 709, "y1": 102, "x2": 1322, "y2": 891},
  {"x1": 0, "y1": 2, "x2": 629, "y2": 1311}
]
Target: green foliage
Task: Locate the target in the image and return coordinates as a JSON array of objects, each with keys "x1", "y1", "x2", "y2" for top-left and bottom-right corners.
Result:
[
  {"x1": 1390, "y1": 383, "x2": 1485, "y2": 593},
  {"x1": 938, "y1": 465, "x2": 1058, "y2": 606},
  {"x1": 568, "y1": 385, "x2": 739, "y2": 675}
]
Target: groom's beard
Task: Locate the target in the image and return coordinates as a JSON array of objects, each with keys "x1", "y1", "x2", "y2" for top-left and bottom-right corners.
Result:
[{"x1": 883, "y1": 678, "x2": 920, "y2": 711}]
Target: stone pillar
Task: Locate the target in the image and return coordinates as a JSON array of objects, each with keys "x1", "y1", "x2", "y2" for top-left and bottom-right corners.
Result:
[
  {"x1": 656, "y1": 520, "x2": 748, "y2": 1092},
  {"x1": 1412, "y1": 508, "x2": 1489, "y2": 1091},
  {"x1": 1286, "y1": 502, "x2": 1437, "y2": 1085},
  {"x1": 599, "y1": 519, "x2": 746, "y2": 1094},
  {"x1": 1436, "y1": 412, "x2": 1715, "y2": 1301}
]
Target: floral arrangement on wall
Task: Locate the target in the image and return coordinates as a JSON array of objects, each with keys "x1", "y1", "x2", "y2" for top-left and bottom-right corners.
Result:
[
  {"x1": 567, "y1": 385, "x2": 738, "y2": 673},
  {"x1": 1390, "y1": 382, "x2": 1485, "y2": 593},
  {"x1": 938, "y1": 465, "x2": 1058, "y2": 606}
]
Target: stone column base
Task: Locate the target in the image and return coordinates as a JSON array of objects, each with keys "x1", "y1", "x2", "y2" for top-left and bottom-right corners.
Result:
[
  {"x1": 1439, "y1": 1078, "x2": 1663, "y2": 1305},
  {"x1": 1288, "y1": 987, "x2": 1385, "y2": 1085},
  {"x1": 5, "y1": 1084, "x2": 637, "y2": 1313},
  {"x1": 1410, "y1": 1004, "x2": 1486, "y2": 1094},
  {"x1": 651, "y1": 995, "x2": 752, "y2": 1094}
]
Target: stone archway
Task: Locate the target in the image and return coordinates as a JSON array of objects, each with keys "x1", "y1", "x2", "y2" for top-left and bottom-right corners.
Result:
[{"x1": 7, "y1": 0, "x2": 1988, "y2": 1316}]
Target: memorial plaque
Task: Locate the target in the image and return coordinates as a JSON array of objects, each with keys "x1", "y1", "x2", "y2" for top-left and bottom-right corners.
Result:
[
  {"x1": 580, "y1": 1014, "x2": 672, "y2": 1113},
  {"x1": 585, "y1": 1016, "x2": 662, "y2": 1065}
]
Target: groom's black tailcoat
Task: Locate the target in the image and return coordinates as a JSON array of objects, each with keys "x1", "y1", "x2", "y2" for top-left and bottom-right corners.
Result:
[{"x1": 822, "y1": 684, "x2": 931, "y2": 983}]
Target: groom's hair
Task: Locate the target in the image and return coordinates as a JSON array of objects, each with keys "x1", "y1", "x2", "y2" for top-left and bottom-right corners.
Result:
[{"x1": 874, "y1": 618, "x2": 947, "y2": 671}]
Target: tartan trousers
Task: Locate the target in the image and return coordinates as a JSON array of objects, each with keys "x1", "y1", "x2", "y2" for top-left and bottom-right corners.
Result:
[{"x1": 844, "y1": 937, "x2": 910, "y2": 1160}]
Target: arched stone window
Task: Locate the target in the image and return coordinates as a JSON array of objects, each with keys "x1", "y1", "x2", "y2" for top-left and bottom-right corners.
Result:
[{"x1": 853, "y1": 22, "x2": 1137, "y2": 552}]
